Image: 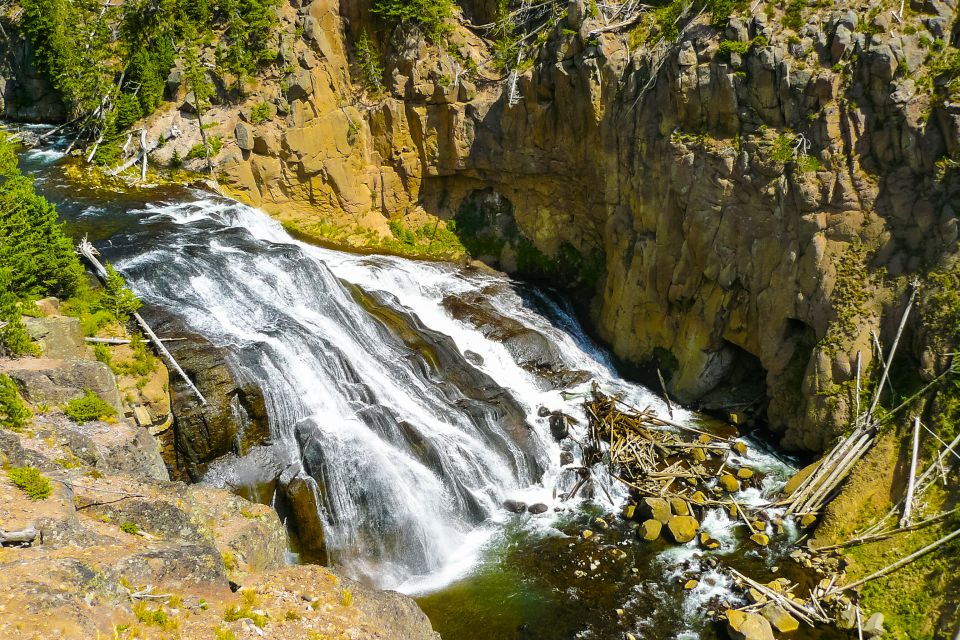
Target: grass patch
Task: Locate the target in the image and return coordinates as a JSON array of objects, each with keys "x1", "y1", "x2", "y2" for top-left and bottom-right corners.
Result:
[
  {"x1": 223, "y1": 589, "x2": 267, "y2": 628},
  {"x1": 8, "y1": 466, "x2": 52, "y2": 500},
  {"x1": 120, "y1": 521, "x2": 139, "y2": 535},
  {"x1": 132, "y1": 601, "x2": 178, "y2": 631}
]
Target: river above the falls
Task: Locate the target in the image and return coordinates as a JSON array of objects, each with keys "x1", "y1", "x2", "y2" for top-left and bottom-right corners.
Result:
[{"x1": 16, "y1": 134, "x2": 817, "y2": 640}]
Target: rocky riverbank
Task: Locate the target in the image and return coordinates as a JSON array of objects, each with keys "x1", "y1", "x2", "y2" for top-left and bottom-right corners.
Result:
[{"x1": 0, "y1": 301, "x2": 440, "y2": 639}]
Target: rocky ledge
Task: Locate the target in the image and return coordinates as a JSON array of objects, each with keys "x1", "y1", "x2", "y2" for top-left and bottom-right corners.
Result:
[{"x1": 0, "y1": 304, "x2": 439, "y2": 639}]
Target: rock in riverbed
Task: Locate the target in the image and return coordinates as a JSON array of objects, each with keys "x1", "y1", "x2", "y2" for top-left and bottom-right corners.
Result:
[
  {"x1": 503, "y1": 499, "x2": 527, "y2": 513},
  {"x1": 667, "y1": 515, "x2": 700, "y2": 543}
]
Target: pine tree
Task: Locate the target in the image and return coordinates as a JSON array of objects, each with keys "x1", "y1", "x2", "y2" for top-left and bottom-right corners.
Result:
[
  {"x1": 0, "y1": 135, "x2": 83, "y2": 299},
  {"x1": 0, "y1": 270, "x2": 36, "y2": 358},
  {"x1": 101, "y1": 263, "x2": 142, "y2": 323},
  {"x1": 355, "y1": 30, "x2": 384, "y2": 93}
]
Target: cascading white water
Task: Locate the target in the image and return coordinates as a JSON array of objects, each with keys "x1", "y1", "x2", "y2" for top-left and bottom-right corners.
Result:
[{"x1": 111, "y1": 192, "x2": 683, "y2": 591}]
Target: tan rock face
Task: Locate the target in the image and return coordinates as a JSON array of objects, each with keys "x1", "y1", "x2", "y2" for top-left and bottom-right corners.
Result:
[{"x1": 150, "y1": 0, "x2": 960, "y2": 452}]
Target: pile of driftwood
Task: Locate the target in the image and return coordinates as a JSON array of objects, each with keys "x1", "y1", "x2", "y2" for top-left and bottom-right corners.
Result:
[{"x1": 571, "y1": 384, "x2": 776, "y2": 546}]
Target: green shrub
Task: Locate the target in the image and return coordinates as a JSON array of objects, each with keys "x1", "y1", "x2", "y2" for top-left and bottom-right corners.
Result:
[
  {"x1": 185, "y1": 136, "x2": 223, "y2": 161},
  {"x1": 64, "y1": 389, "x2": 117, "y2": 423},
  {"x1": 784, "y1": 0, "x2": 806, "y2": 31},
  {"x1": 717, "y1": 35, "x2": 767, "y2": 58},
  {"x1": 0, "y1": 374, "x2": 31, "y2": 431},
  {"x1": 120, "y1": 521, "x2": 139, "y2": 535},
  {"x1": 93, "y1": 343, "x2": 113, "y2": 367},
  {"x1": 706, "y1": 0, "x2": 747, "y2": 26},
  {"x1": 8, "y1": 466, "x2": 52, "y2": 500},
  {"x1": 249, "y1": 101, "x2": 271, "y2": 124},
  {"x1": 371, "y1": 0, "x2": 454, "y2": 42},
  {"x1": 652, "y1": 0, "x2": 685, "y2": 41}
]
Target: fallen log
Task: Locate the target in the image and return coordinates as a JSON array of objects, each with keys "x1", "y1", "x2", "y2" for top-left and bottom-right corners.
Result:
[
  {"x1": 85, "y1": 336, "x2": 187, "y2": 345},
  {"x1": 822, "y1": 527, "x2": 960, "y2": 597},
  {"x1": 0, "y1": 525, "x2": 38, "y2": 546},
  {"x1": 77, "y1": 238, "x2": 207, "y2": 405}
]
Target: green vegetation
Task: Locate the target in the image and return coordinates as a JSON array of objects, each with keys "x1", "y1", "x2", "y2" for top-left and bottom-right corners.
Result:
[
  {"x1": 0, "y1": 134, "x2": 83, "y2": 356},
  {"x1": 224, "y1": 590, "x2": 268, "y2": 627},
  {"x1": 371, "y1": 0, "x2": 455, "y2": 42},
  {"x1": 249, "y1": 101, "x2": 272, "y2": 124},
  {"x1": 922, "y1": 263, "x2": 960, "y2": 444},
  {"x1": 186, "y1": 136, "x2": 224, "y2": 161},
  {"x1": 0, "y1": 136, "x2": 83, "y2": 299},
  {"x1": 783, "y1": 0, "x2": 806, "y2": 30},
  {"x1": 132, "y1": 601, "x2": 178, "y2": 630},
  {"x1": 384, "y1": 218, "x2": 467, "y2": 259},
  {"x1": 819, "y1": 241, "x2": 874, "y2": 356},
  {"x1": 0, "y1": 374, "x2": 31, "y2": 432},
  {"x1": 20, "y1": 0, "x2": 280, "y2": 164},
  {"x1": 8, "y1": 466, "x2": 52, "y2": 500},
  {"x1": 120, "y1": 521, "x2": 140, "y2": 535},
  {"x1": 716, "y1": 35, "x2": 767, "y2": 58},
  {"x1": 706, "y1": 0, "x2": 748, "y2": 26},
  {"x1": 652, "y1": 0, "x2": 686, "y2": 41},
  {"x1": 64, "y1": 389, "x2": 118, "y2": 424},
  {"x1": 215, "y1": 0, "x2": 281, "y2": 92},
  {"x1": 102, "y1": 264, "x2": 143, "y2": 323},
  {"x1": 354, "y1": 30, "x2": 385, "y2": 93}
]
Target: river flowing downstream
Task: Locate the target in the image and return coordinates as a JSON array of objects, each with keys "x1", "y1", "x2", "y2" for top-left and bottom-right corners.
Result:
[{"x1": 19, "y1": 137, "x2": 807, "y2": 640}]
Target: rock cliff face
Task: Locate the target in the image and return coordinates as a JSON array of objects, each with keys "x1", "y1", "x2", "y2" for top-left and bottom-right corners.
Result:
[{"x1": 164, "y1": 0, "x2": 959, "y2": 451}]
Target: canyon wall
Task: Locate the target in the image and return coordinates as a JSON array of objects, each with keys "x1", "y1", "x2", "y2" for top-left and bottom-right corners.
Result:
[{"x1": 109, "y1": 0, "x2": 960, "y2": 450}]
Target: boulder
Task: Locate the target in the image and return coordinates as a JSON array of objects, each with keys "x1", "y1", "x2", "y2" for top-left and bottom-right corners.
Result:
[
  {"x1": 666, "y1": 515, "x2": 700, "y2": 543},
  {"x1": 4, "y1": 359, "x2": 122, "y2": 412},
  {"x1": 864, "y1": 612, "x2": 884, "y2": 637},
  {"x1": 670, "y1": 497, "x2": 690, "y2": 516},
  {"x1": 719, "y1": 474, "x2": 741, "y2": 492},
  {"x1": 750, "y1": 532, "x2": 770, "y2": 546},
  {"x1": 638, "y1": 497, "x2": 672, "y2": 524},
  {"x1": 726, "y1": 609, "x2": 776, "y2": 640},
  {"x1": 235, "y1": 121, "x2": 254, "y2": 151},
  {"x1": 279, "y1": 466, "x2": 327, "y2": 563},
  {"x1": 737, "y1": 467, "x2": 754, "y2": 479},
  {"x1": 549, "y1": 412, "x2": 569, "y2": 440},
  {"x1": 503, "y1": 499, "x2": 527, "y2": 513},
  {"x1": 527, "y1": 503, "x2": 549, "y2": 514},
  {"x1": 700, "y1": 532, "x2": 721, "y2": 549},
  {"x1": 34, "y1": 297, "x2": 60, "y2": 316},
  {"x1": 24, "y1": 317, "x2": 87, "y2": 359},
  {"x1": 760, "y1": 603, "x2": 800, "y2": 633},
  {"x1": 639, "y1": 519, "x2": 661, "y2": 541}
]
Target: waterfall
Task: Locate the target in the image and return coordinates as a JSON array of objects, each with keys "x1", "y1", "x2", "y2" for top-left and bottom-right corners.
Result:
[{"x1": 108, "y1": 192, "x2": 678, "y2": 591}]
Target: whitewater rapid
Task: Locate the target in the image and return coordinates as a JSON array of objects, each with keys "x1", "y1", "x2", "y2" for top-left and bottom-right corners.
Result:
[{"x1": 104, "y1": 193, "x2": 687, "y2": 591}]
